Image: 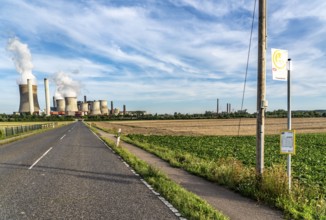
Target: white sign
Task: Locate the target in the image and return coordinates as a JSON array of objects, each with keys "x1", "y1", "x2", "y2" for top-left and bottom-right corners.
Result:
[
  {"x1": 280, "y1": 130, "x2": 296, "y2": 154},
  {"x1": 271, "y1": 48, "x2": 288, "y2": 81}
]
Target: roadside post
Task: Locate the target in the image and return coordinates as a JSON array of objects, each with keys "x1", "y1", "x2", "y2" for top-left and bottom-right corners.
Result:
[
  {"x1": 116, "y1": 128, "x2": 121, "y2": 147},
  {"x1": 272, "y1": 50, "x2": 295, "y2": 190}
]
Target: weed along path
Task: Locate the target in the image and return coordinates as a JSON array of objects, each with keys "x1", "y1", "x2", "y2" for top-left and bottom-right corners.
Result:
[{"x1": 94, "y1": 128, "x2": 284, "y2": 220}]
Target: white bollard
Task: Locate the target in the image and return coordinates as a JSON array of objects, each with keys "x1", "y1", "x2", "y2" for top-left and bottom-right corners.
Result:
[{"x1": 116, "y1": 128, "x2": 121, "y2": 147}]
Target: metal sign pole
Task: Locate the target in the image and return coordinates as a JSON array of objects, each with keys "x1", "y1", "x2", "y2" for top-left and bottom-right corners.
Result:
[{"x1": 287, "y1": 58, "x2": 292, "y2": 191}]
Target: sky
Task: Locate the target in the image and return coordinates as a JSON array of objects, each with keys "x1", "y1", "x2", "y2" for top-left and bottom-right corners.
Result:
[{"x1": 0, "y1": 0, "x2": 325, "y2": 114}]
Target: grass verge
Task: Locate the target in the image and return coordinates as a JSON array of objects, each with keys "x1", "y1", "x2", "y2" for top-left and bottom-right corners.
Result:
[{"x1": 88, "y1": 126, "x2": 228, "y2": 220}]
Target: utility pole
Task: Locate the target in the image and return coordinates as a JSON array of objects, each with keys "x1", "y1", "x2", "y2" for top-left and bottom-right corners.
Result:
[{"x1": 256, "y1": 0, "x2": 267, "y2": 175}]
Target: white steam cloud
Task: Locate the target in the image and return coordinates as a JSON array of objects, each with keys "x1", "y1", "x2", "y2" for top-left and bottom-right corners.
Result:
[
  {"x1": 6, "y1": 37, "x2": 37, "y2": 85},
  {"x1": 52, "y1": 71, "x2": 81, "y2": 99}
]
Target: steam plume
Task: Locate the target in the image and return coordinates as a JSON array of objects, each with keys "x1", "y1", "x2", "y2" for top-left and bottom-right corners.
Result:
[
  {"x1": 6, "y1": 37, "x2": 37, "y2": 85},
  {"x1": 53, "y1": 71, "x2": 81, "y2": 99}
]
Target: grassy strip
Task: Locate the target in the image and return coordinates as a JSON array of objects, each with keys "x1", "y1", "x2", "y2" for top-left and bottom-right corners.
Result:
[
  {"x1": 121, "y1": 135, "x2": 326, "y2": 220},
  {"x1": 89, "y1": 126, "x2": 228, "y2": 220}
]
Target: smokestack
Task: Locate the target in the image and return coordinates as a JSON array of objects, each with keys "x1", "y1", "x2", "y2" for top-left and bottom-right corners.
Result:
[
  {"x1": 91, "y1": 100, "x2": 101, "y2": 115},
  {"x1": 27, "y1": 79, "x2": 34, "y2": 114},
  {"x1": 53, "y1": 96, "x2": 56, "y2": 108},
  {"x1": 56, "y1": 99, "x2": 65, "y2": 112},
  {"x1": 226, "y1": 103, "x2": 231, "y2": 113},
  {"x1": 110, "y1": 101, "x2": 114, "y2": 115},
  {"x1": 217, "y1": 98, "x2": 219, "y2": 114},
  {"x1": 84, "y1": 95, "x2": 87, "y2": 103},
  {"x1": 123, "y1": 105, "x2": 126, "y2": 115},
  {"x1": 18, "y1": 84, "x2": 40, "y2": 113},
  {"x1": 65, "y1": 97, "x2": 78, "y2": 113},
  {"x1": 100, "y1": 100, "x2": 108, "y2": 115},
  {"x1": 44, "y1": 78, "x2": 50, "y2": 116}
]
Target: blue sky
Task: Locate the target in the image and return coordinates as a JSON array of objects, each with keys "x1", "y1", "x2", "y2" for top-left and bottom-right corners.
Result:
[{"x1": 0, "y1": 0, "x2": 325, "y2": 114}]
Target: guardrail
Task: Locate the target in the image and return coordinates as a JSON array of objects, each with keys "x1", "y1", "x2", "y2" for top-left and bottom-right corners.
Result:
[{"x1": 0, "y1": 123, "x2": 58, "y2": 138}]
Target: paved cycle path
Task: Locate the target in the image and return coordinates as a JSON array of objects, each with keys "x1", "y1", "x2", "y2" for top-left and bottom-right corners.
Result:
[{"x1": 95, "y1": 128, "x2": 284, "y2": 220}]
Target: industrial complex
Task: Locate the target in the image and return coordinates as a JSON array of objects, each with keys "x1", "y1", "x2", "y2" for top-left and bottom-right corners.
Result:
[{"x1": 17, "y1": 78, "x2": 130, "y2": 117}]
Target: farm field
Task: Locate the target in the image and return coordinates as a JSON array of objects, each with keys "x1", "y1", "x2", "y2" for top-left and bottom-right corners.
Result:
[
  {"x1": 126, "y1": 134, "x2": 326, "y2": 193},
  {"x1": 93, "y1": 117, "x2": 326, "y2": 136},
  {"x1": 93, "y1": 118, "x2": 326, "y2": 218},
  {"x1": 93, "y1": 118, "x2": 326, "y2": 190}
]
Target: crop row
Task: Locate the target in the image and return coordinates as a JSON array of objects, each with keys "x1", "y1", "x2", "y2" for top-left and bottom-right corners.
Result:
[{"x1": 126, "y1": 133, "x2": 326, "y2": 194}]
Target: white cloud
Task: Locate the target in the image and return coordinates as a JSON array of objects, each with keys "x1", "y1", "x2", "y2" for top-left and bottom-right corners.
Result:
[{"x1": 0, "y1": 0, "x2": 325, "y2": 113}]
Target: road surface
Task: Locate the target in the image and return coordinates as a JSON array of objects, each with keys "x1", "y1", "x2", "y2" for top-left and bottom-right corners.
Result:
[{"x1": 0, "y1": 122, "x2": 179, "y2": 219}]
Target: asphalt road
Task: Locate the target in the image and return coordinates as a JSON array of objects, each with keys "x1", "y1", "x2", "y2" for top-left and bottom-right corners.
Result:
[{"x1": 0, "y1": 122, "x2": 179, "y2": 219}]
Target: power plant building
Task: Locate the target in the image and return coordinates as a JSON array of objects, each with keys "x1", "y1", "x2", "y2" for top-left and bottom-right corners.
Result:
[{"x1": 18, "y1": 84, "x2": 40, "y2": 114}]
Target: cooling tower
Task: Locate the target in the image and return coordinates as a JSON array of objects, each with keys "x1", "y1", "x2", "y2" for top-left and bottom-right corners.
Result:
[
  {"x1": 56, "y1": 99, "x2": 65, "y2": 112},
  {"x1": 91, "y1": 100, "x2": 101, "y2": 115},
  {"x1": 81, "y1": 102, "x2": 89, "y2": 112},
  {"x1": 44, "y1": 78, "x2": 50, "y2": 116},
  {"x1": 65, "y1": 97, "x2": 78, "y2": 112},
  {"x1": 77, "y1": 101, "x2": 83, "y2": 111},
  {"x1": 18, "y1": 84, "x2": 40, "y2": 113},
  {"x1": 100, "y1": 100, "x2": 108, "y2": 115},
  {"x1": 114, "y1": 108, "x2": 120, "y2": 115},
  {"x1": 87, "y1": 101, "x2": 93, "y2": 113}
]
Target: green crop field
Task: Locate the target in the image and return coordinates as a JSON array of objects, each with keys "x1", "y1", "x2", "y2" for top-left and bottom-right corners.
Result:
[
  {"x1": 123, "y1": 133, "x2": 326, "y2": 218},
  {"x1": 126, "y1": 133, "x2": 326, "y2": 193}
]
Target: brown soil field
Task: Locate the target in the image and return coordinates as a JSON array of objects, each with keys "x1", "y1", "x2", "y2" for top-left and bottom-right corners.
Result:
[{"x1": 92, "y1": 117, "x2": 326, "y2": 136}]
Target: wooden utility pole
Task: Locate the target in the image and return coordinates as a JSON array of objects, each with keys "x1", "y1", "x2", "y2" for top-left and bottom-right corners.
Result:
[{"x1": 256, "y1": 0, "x2": 267, "y2": 175}]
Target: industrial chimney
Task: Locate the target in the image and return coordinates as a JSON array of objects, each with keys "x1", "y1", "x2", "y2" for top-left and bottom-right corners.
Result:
[
  {"x1": 44, "y1": 78, "x2": 50, "y2": 116},
  {"x1": 110, "y1": 101, "x2": 113, "y2": 115},
  {"x1": 56, "y1": 99, "x2": 65, "y2": 112},
  {"x1": 123, "y1": 105, "x2": 126, "y2": 115},
  {"x1": 53, "y1": 96, "x2": 56, "y2": 109},
  {"x1": 28, "y1": 79, "x2": 34, "y2": 114},
  {"x1": 18, "y1": 83, "x2": 40, "y2": 114},
  {"x1": 91, "y1": 100, "x2": 101, "y2": 115},
  {"x1": 100, "y1": 100, "x2": 108, "y2": 115}
]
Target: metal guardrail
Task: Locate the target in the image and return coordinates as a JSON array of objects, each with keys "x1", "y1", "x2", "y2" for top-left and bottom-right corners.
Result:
[{"x1": 0, "y1": 123, "x2": 58, "y2": 138}]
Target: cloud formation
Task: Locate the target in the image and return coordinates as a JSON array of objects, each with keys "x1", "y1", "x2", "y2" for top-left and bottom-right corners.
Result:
[{"x1": 0, "y1": 0, "x2": 325, "y2": 113}]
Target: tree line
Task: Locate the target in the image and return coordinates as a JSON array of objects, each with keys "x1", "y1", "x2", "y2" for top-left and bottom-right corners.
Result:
[{"x1": 0, "y1": 109, "x2": 325, "y2": 122}]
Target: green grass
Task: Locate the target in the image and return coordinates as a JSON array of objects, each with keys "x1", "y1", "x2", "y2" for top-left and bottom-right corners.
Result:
[
  {"x1": 88, "y1": 125, "x2": 228, "y2": 220},
  {"x1": 122, "y1": 134, "x2": 326, "y2": 219}
]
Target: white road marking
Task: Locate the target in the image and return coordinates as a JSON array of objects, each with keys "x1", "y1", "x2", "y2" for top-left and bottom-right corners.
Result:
[
  {"x1": 60, "y1": 134, "x2": 66, "y2": 140},
  {"x1": 29, "y1": 147, "x2": 53, "y2": 170}
]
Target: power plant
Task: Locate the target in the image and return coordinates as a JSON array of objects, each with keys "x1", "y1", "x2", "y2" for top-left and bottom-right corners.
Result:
[
  {"x1": 18, "y1": 82, "x2": 40, "y2": 114},
  {"x1": 8, "y1": 38, "x2": 134, "y2": 117}
]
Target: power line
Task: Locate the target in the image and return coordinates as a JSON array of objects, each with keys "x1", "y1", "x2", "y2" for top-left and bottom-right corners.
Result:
[{"x1": 238, "y1": 0, "x2": 257, "y2": 136}]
